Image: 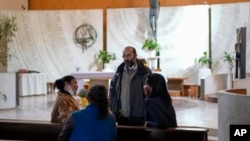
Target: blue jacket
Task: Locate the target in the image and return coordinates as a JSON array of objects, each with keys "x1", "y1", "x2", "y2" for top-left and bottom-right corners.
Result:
[
  {"x1": 58, "y1": 104, "x2": 117, "y2": 141},
  {"x1": 145, "y1": 96, "x2": 177, "y2": 128}
]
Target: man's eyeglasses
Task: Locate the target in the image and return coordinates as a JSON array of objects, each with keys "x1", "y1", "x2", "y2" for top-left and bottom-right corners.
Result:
[{"x1": 122, "y1": 54, "x2": 133, "y2": 59}]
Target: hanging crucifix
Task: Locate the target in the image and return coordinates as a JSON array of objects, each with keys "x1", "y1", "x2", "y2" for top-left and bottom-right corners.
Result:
[
  {"x1": 149, "y1": 0, "x2": 160, "y2": 41},
  {"x1": 149, "y1": 0, "x2": 160, "y2": 69}
]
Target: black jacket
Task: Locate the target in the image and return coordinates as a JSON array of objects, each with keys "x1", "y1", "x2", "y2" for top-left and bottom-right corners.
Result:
[
  {"x1": 145, "y1": 96, "x2": 177, "y2": 128},
  {"x1": 109, "y1": 59, "x2": 151, "y2": 122}
]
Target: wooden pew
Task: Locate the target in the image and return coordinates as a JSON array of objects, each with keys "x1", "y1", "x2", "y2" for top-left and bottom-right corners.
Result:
[
  {"x1": 0, "y1": 119, "x2": 208, "y2": 141},
  {"x1": 117, "y1": 125, "x2": 208, "y2": 141}
]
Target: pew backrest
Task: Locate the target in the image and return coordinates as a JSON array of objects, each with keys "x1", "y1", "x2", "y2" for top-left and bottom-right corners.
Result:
[{"x1": 0, "y1": 119, "x2": 208, "y2": 141}]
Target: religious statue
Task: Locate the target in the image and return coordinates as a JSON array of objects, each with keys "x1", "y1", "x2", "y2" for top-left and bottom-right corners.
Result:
[{"x1": 149, "y1": 0, "x2": 160, "y2": 41}]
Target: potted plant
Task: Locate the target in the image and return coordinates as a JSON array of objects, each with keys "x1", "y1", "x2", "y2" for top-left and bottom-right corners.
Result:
[
  {"x1": 97, "y1": 50, "x2": 116, "y2": 71},
  {"x1": 197, "y1": 51, "x2": 212, "y2": 67},
  {"x1": 78, "y1": 89, "x2": 88, "y2": 107},
  {"x1": 142, "y1": 39, "x2": 160, "y2": 51},
  {"x1": 98, "y1": 50, "x2": 116, "y2": 64},
  {"x1": 223, "y1": 51, "x2": 235, "y2": 67},
  {"x1": 0, "y1": 16, "x2": 18, "y2": 71},
  {"x1": 0, "y1": 92, "x2": 7, "y2": 102},
  {"x1": 142, "y1": 39, "x2": 160, "y2": 57},
  {"x1": 223, "y1": 52, "x2": 235, "y2": 89},
  {"x1": 196, "y1": 51, "x2": 212, "y2": 86}
]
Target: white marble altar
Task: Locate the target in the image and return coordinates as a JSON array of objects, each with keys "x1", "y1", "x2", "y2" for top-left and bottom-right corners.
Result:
[{"x1": 71, "y1": 72, "x2": 115, "y2": 91}]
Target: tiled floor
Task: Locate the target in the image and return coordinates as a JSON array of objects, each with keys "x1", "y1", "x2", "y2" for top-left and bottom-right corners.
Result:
[
  {"x1": 0, "y1": 94, "x2": 218, "y2": 140},
  {"x1": 173, "y1": 97, "x2": 218, "y2": 129}
]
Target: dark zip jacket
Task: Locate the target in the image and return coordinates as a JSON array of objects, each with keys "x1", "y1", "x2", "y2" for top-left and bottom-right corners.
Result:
[{"x1": 109, "y1": 59, "x2": 151, "y2": 123}]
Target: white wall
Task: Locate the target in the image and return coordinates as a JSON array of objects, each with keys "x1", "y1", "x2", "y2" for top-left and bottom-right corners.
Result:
[
  {"x1": 1, "y1": 2, "x2": 250, "y2": 83},
  {"x1": 0, "y1": 10, "x2": 103, "y2": 82},
  {"x1": 107, "y1": 5, "x2": 209, "y2": 78},
  {"x1": 107, "y1": 2, "x2": 250, "y2": 83}
]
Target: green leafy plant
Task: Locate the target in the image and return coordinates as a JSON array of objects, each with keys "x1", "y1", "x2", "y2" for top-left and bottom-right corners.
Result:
[
  {"x1": 0, "y1": 92, "x2": 7, "y2": 102},
  {"x1": 98, "y1": 50, "x2": 116, "y2": 64},
  {"x1": 142, "y1": 39, "x2": 160, "y2": 51},
  {"x1": 223, "y1": 52, "x2": 235, "y2": 62},
  {"x1": 0, "y1": 16, "x2": 18, "y2": 67},
  {"x1": 197, "y1": 51, "x2": 212, "y2": 65},
  {"x1": 78, "y1": 89, "x2": 88, "y2": 98},
  {"x1": 0, "y1": 16, "x2": 18, "y2": 41}
]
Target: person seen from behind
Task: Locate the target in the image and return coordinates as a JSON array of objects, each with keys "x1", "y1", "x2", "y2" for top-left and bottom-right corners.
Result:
[
  {"x1": 143, "y1": 73, "x2": 177, "y2": 128},
  {"x1": 58, "y1": 85, "x2": 117, "y2": 141}
]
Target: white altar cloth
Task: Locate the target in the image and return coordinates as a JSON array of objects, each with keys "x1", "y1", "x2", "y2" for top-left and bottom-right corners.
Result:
[
  {"x1": 19, "y1": 73, "x2": 47, "y2": 96},
  {"x1": 71, "y1": 72, "x2": 115, "y2": 91}
]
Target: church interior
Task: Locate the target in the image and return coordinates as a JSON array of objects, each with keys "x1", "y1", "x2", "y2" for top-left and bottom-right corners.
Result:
[{"x1": 1, "y1": 0, "x2": 250, "y2": 141}]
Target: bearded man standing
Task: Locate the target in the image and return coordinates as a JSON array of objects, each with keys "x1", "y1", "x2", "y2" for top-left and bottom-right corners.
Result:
[{"x1": 109, "y1": 46, "x2": 152, "y2": 126}]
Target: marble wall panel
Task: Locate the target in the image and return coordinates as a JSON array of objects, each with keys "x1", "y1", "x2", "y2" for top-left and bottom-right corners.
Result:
[
  {"x1": 107, "y1": 5, "x2": 209, "y2": 78},
  {"x1": 1, "y1": 2, "x2": 250, "y2": 84},
  {"x1": 107, "y1": 2, "x2": 250, "y2": 83},
  {"x1": 0, "y1": 10, "x2": 103, "y2": 81}
]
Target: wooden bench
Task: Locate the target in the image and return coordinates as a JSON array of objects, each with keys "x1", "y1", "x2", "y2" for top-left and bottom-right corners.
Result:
[
  {"x1": 182, "y1": 84, "x2": 199, "y2": 98},
  {"x1": 167, "y1": 77, "x2": 186, "y2": 97},
  {"x1": 0, "y1": 119, "x2": 208, "y2": 141},
  {"x1": 168, "y1": 90, "x2": 181, "y2": 97}
]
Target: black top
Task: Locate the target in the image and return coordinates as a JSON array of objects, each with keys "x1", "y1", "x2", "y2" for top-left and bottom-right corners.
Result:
[{"x1": 145, "y1": 96, "x2": 177, "y2": 128}]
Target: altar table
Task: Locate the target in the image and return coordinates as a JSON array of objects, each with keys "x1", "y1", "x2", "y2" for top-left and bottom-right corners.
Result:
[{"x1": 71, "y1": 72, "x2": 115, "y2": 91}]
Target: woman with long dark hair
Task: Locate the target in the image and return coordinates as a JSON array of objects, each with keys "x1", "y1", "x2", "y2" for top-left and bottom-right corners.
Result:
[
  {"x1": 51, "y1": 75, "x2": 80, "y2": 124},
  {"x1": 143, "y1": 73, "x2": 177, "y2": 128},
  {"x1": 58, "y1": 85, "x2": 117, "y2": 141}
]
